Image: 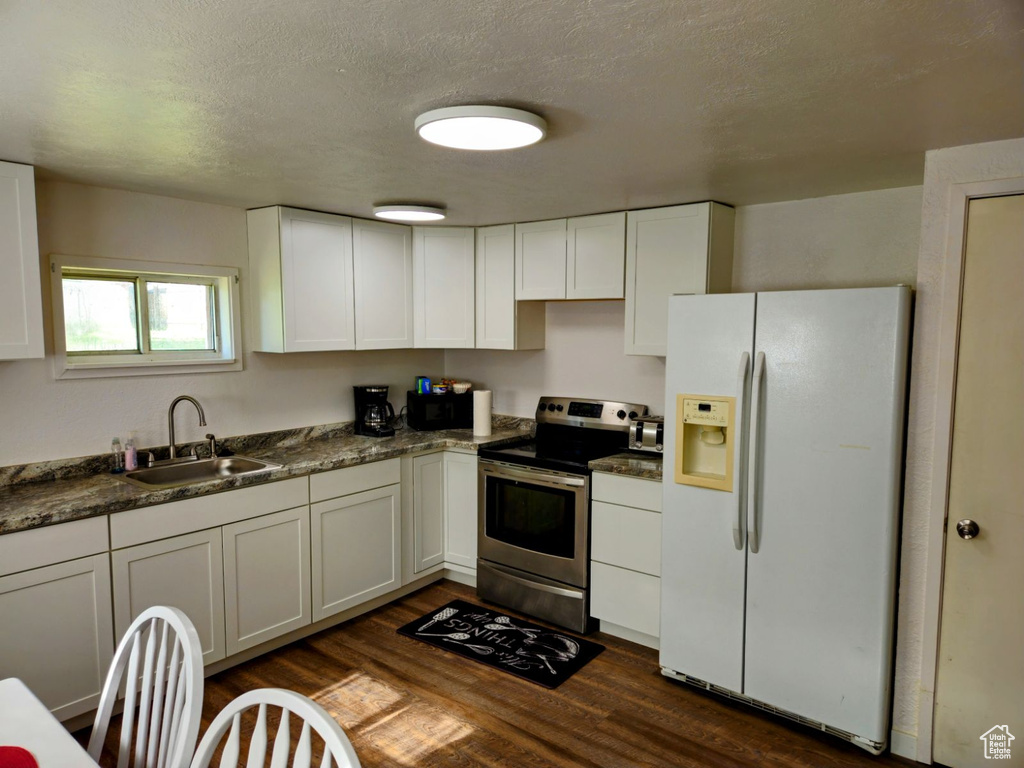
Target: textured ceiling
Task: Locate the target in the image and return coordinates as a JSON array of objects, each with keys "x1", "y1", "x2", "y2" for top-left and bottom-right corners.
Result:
[{"x1": 1, "y1": 0, "x2": 1022, "y2": 224}]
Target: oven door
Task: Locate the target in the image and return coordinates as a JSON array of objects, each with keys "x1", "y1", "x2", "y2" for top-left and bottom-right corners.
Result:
[{"x1": 477, "y1": 459, "x2": 589, "y2": 588}]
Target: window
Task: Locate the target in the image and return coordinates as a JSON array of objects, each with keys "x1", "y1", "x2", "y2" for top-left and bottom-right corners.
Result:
[{"x1": 51, "y1": 255, "x2": 241, "y2": 378}]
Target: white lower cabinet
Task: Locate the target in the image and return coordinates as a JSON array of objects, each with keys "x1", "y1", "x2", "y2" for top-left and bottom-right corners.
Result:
[
  {"x1": 590, "y1": 472, "x2": 662, "y2": 648},
  {"x1": 0, "y1": 554, "x2": 114, "y2": 720},
  {"x1": 111, "y1": 529, "x2": 227, "y2": 665},
  {"x1": 223, "y1": 506, "x2": 312, "y2": 656},
  {"x1": 443, "y1": 451, "x2": 478, "y2": 569},
  {"x1": 311, "y1": 483, "x2": 401, "y2": 621},
  {"x1": 411, "y1": 453, "x2": 445, "y2": 573}
]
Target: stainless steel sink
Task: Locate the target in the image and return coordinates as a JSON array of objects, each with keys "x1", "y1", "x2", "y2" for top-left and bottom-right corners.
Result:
[{"x1": 120, "y1": 456, "x2": 282, "y2": 490}]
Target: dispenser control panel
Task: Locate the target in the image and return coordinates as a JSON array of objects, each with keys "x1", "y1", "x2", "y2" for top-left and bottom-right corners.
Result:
[{"x1": 681, "y1": 399, "x2": 729, "y2": 427}]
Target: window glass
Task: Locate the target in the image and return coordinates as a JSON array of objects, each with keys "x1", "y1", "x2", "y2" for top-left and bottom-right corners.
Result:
[
  {"x1": 62, "y1": 278, "x2": 139, "y2": 352},
  {"x1": 147, "y1": 282, "x2": 214, "y2": 350}
]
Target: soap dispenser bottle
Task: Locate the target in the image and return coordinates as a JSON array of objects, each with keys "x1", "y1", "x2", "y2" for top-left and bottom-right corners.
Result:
[{"x1": 124, "y1": 433, "x2": 138, "y2": 471}]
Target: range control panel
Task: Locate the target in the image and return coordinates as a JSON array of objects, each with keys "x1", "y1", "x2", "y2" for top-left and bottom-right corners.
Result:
[{"x1": 535, "y1": 396, "x2": 649, "y2": 432}]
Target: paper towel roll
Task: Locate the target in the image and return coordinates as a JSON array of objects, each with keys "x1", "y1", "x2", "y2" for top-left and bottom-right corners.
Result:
[{"x1": 473, "y1": 390, "x2": 492, "y2": 437}]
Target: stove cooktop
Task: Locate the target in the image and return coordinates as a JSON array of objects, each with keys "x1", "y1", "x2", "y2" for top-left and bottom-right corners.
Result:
[{"x1": 478, "y1": 396, "x2": 649, "y2": 474}]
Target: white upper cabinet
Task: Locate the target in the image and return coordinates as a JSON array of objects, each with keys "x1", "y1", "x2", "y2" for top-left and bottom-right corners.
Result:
[
  {"x1": 515, "y1": 219, "x2": 567, "y2": 300},
  {"x1": 413, "y1": 227, "x2": 475, "y2": 348},
  {"x1": 0, "y1": 161, "x2": 43, "y2": 360},
  {"x1": 566, "y1": 212, "x2": 626, "y2": 299},
  {"x1": 247, "y1": 207, "x2": 356, "y2": 353},
  {"x1": 475, "y1": 225, "x2": 545, "y2": 350},
  {"x1": 624, "y1": 202, "x2": 734, "y2": 356},
  {"x1": 353, "y1": 218, "x2": 413, "y2": 349}
]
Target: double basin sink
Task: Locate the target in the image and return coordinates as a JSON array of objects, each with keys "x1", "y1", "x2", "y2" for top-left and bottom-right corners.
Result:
[{"x1": 121, "y1": 456, "x2": 281, "y2": 490}]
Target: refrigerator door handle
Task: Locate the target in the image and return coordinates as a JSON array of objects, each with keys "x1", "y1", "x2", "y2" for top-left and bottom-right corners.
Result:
[
  {"x1": 747, "y1": 351, "x2": 766, "y2": 553},
  {"x1": 733, "y1": 351, "x2": 751, "y2": 550}
]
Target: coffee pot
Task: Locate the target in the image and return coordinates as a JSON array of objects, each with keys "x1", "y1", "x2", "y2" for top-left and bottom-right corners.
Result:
[{"x1": 353, "y1": 385, "x2": 396, "y2": 437}]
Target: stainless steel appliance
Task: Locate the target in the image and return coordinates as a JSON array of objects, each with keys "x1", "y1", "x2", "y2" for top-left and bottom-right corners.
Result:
[
  {"x1": 353, "y1": 385, "x2": 396, "y2": 437},
  {"x1": 406, "y1": 391, "x2": 473, "y2": 431},
  {"x1": 629, "y1": 415, "x2": 665, "y2": 454},
  {"x1": 477, "y1": 396, "x2": 648, "y2": 633}
]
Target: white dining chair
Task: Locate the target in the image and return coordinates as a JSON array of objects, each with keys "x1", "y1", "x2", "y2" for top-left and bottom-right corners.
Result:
[
  {"x1": 188, "y1": 688, "x2": 361, "y2": 768},
  {"x1": 88, "y1": 606, "x2": 204, "y2": 768}
]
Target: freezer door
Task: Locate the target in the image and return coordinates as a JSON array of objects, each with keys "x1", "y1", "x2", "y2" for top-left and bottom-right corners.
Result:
[
  {"x1": 743, "y1": 287, "x2": 910, "y2": 743},
  {"x1": 660, "y1": 292, "x2": 755, "y2": 692}
]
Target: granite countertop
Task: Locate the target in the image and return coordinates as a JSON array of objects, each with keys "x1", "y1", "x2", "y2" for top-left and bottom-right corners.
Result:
[
  {"x1": 588, "y1": 452, "x2": 663, "y2": 481},
  {"x1": 0, "y1": 421, "x2": 532, "y2": 536}
]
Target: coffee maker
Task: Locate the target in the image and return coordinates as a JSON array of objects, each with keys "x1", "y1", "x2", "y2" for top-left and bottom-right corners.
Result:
[{"x1": 353, "y1": 385, "x2": 396, "y2": 437}]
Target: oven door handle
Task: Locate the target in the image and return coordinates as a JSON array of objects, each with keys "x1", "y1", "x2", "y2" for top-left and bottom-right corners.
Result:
[
  {"x1": 480, "y1": 561, "x2": 585, "y2": 600},
  {"x1": 479, "y1": 463, "x2": 586, "y2": 488}
]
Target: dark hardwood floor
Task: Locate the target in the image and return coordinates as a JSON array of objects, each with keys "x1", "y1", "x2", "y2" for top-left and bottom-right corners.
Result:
[{"x1": 78, "y1": 580, "x2": 912, "y2": 767}]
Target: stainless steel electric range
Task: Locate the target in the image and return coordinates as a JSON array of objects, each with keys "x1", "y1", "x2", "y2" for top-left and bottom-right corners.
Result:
[{"x1": 477, "y1": 396, "x2": 649, "y2": 633}]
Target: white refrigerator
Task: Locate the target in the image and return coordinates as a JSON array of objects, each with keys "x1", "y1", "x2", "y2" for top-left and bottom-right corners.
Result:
[{"x1": 659, "y1": 287, "x2": 910, "y2": 754}]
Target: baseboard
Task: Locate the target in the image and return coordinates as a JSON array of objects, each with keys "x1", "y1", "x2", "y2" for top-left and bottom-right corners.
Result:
[
  {"x1": 889, "y1": 729, "x2": 919, "y2": 761},
  {"x1": 443, "y1": 564, "x2": 477, "y2": 587},
  {"x1": 597, "y1": 620, "x2": 659, "y2": 650}
]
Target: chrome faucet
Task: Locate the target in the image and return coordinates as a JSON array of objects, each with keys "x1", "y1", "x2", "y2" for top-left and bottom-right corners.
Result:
[{"x1": 168, "y1": 396, "x2": 207, "y2": 461}]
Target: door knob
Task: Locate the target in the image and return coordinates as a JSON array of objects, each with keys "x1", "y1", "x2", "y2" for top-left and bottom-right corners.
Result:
[{"x1": 956, "y1": 519, "x2": 980, "y2": 540}]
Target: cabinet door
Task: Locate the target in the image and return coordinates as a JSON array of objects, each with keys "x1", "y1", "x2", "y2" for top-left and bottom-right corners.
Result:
[
  {"x1": 476, "y1": 225, "x2": 545, "y2": 350},
  {"x1": 0, "y1": 555, "x2": 114, "y2": 721},
  {"x1": 444, "y1": 452, "x2": 479, "y2": 568},
  {"x1": 353, "y1": 218, "x2": 413, "y2": 349},
  {"x1": 624, "y1": 204, "x2": 712, "y2": 356},
  {"x1": 515, "y1": 219, "x2": 567, "y2": 300},
  {"x1": 311, "y1": 483, "x2": 401, "y2": 621},
  {"x1": 412, "y1": 453, "x2": 445, "y2": 573},
  {"x1": 280, "y1": 208, "x2": 355, "y2": 352},
  {"x1": 223, "y1": 507, "x2": 311, "y2": 656},
  {"x1": 111, "y1": 529, "x2": 226, "y2": 665},
  {"x1": 566, "y1": 212, "x2": 626, "y2": 299},
  {"x1": 0, "y1": 161, "x2": 43, "y2": 360},
  {"x1": 413, "y1": 227, "x2": 475, "y2": 348}
]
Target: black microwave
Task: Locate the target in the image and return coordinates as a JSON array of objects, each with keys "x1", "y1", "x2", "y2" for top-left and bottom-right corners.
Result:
[{"x1": 406, "y1": 391, "x2": 474, "y2": 431}]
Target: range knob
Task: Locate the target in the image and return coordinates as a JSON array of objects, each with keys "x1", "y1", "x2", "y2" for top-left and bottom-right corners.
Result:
[
  {"x1": 629, "y1": 410, "x2": 638, "y2": 420},
  {"x1": 555, "y1": 404, "x2": 564, "y2": 412},
  {"x1": 547, "y1": 403, "x2": 557, "y2": 412},
  {"x1": 537, "y1": 402, "x2": 545, "y2": 411},
  {"x1": 617, "y1": 410, "x2": 627, "y2": 420}
]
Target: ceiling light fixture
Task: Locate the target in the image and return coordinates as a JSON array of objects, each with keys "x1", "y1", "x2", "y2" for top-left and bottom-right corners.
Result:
[
  {"x1": 372, "y1": 204, "x2": 446, "y2": 222},
  {"x1": 414, "y1": 105, "x2": 547, "y2": 151}
]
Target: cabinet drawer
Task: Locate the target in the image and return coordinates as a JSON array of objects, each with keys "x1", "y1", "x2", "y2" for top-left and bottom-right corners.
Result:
[
  {"x1": 591, "y1": 562, "x2": 660, "y2": 638},
  {"x1": 592, "y1": 501, "x2": 661, "y2": 576},
  {"x1": 111, "y1": 477, "x2": 308, "y2": 549},
  {"x1": 0, "y1": 516, "x2": 109, "y2": 577},
  {"x1": 592, "y1": 472, "x2": 661, "y2": 512},
  {"x1": 310, "y1": 458, "x2": 401, "y2": 503}
]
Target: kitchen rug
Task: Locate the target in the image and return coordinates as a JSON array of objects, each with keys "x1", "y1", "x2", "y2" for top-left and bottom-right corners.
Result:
[{"x1": 397, "y1": 599, "x2": 604, "y2": 688}]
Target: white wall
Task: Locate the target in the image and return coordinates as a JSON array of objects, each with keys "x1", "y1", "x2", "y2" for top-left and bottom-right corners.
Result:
[
  {"x1": 890, "y1": 137, "x2": 1024, "y2": 763},
  {"x1": 446, "y1": 301, "x2": 668, "y2": 416},
  {"x1": 0, "y1": 181, "x2": 444, "y2": 465},
  {"x1": 733, "y1": 186, "x2": 922, "y2": 292},
  {"x1": 450, "y1": 186, "x2": 923, "y2": 419}
]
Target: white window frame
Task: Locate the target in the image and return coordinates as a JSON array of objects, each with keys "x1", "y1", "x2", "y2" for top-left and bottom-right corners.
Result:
[{"x1": 50, "y1": 254, "x2": 243, "y2": 379}]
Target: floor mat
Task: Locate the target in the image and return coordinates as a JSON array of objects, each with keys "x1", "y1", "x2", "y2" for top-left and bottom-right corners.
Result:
[{"x1": 397, "y1": 599, "x2": 604, "y2": 689}]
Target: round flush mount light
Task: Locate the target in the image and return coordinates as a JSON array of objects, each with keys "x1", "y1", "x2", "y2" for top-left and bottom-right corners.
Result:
[
  {"x1": 372, "y1": 204, "x2": 446, "y2": 222},
  {"x1": 414, "y1": 105, "x2": 547, "y2": 151}
]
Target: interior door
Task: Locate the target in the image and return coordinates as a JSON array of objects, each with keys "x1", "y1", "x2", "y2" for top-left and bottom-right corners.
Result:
[
  {"x1": 743, "y1": 288, "x2": 910, "y2": 745},
  {"x1": 933, "y1": 194, "x2": 1024, "y2": 768}
]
